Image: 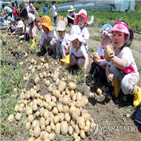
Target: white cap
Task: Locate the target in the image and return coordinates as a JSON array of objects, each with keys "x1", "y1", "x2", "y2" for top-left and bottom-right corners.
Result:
[
  {"x1": 68, "y1": 5, "x2": 75, "y2": 12},
  {"x1": 68, "y1": 25, "x2": 83, "y2": 42},
  {"x1": 78, "y1": 9, "x2": 87, "y2": 17},
  {"x1": 56, "y1": 20, "x2": 66, "y2": 31},
  {"x1": 17, "y1": 20, "x2": 24, "y2": 28}
]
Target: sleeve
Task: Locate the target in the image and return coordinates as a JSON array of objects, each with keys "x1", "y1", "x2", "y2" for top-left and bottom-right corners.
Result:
[
  {"x1": 81, "y1": 46, "x2": 88, "y2": 58},
  {"x1": 40, "y1": 32, "x2": 45, "y2": 45},
  {"x1": 99, "y1": 60, "x2": 107, "y2": 66},
  {"x1": 82, "y1": 28, "x2": 89, "y2": 45},
  {"x1": 122, "y1": 48, "x2": 133, "y2": 67}
]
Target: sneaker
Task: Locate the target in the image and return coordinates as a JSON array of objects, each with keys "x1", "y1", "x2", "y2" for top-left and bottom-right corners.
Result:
[{"x1": 135, "y1": 108, "x2": 141, "y2": 125}]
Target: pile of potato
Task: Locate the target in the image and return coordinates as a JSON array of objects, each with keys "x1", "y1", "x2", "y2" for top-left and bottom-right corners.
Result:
[{"x1": 8, "y1": 57, "x2": 94, "y2": 141}]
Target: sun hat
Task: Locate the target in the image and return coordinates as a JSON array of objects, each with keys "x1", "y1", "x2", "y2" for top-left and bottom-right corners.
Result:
[
  {"x1": 41, "y1": 16, "x2": 54, "y2": 31},
  {"x1": 100, "y1": 24, "x2": 113, "y2": 39},
  {"x1": 56, "y1": 20, "x2": 66, "y2": 31},
  {"x1": 68, "y1": 25, "x2": 83, "y2": 42},
  {"x1": 17, "y1": 20, "x2": 24, "y2": 28},
  {"x1": 68, "y1": 5, "x2": 75, "y2": 12},
  {"x1": 74, "y1": 9, "x2": 87, "y2": 24},
  {"x1": 7, "y1": 16, "x2": 12, "y2": 23},
  {"x1": 30, "y1": 3, "x2": 34, "y2": 9},
  {"x1": 109, "y1": 21, "x2": 130, "y2": 35}
]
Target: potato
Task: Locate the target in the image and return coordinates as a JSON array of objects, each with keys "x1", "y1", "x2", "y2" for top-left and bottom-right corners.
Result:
[
  {"x1": 104, "y1": 45, "x2": 112, "y2": 62},
  {"x1": 34, "y1": 76, "x2": 40, "y2": 84},
  {"x1": 16, "y1": 113, "x2": 22, "y2": 120},
  {"x1": 75, "y1": 125, "x2": 80, "y2": 135},
  {"x1": 63, "y1": 95, "x2": 70, "y2": 105},
  {"x1": 7, "y1": 114, "x2": 14, "y2": 123},
  {"x1": 46, "y1": 126, "x2": 51, "y2": 133},
  {"x1": 68, "y1": 82, "x2": 76, "y2": 90},
  {"x1": 73, "y1": 133, "x2": 78, "y2": 139},
  {"x1": 80, "y1": 130, "x2": 85, "y2": 139},
  {"x1": 41, "y1": 125, "x2": 45, "y2": 131},
  {"x1": 28, "y1": 137, "x2": 35, "y2": 141},
  {"x1": 89, "y1": 92, "x2": 94, "y2": 98},
  {"x1": 71, "y1": 111, "x2": 78, "y2": 121},
  {"x1": 55, "y1": 123, "x2": 61, "y2": 134},
  {"x1": 76, "y1": 92, "x2": 82, "y2": 101},
  {"x1": 81, "y1": 96, "x2": 88, "y2": 107},
  {"x1": 63, "y1": 105, "x2": 69, "y2": 113},
  {"x1": 68, "y1": 126, "x2": 73, "y2": 135},
  {"x1": 45, "y1": 80, "x2": 50, "y2": 87},
  {"x1": 84, "y1": 120, "x2": 91, "y2": 132},
  {"x1": 28, "y1": 115, "x2": 34, "y2": 123},
  {"x1": 48, "y1": 133, "x2": 55, "y2": 140},
  {"x1": 53, "y1": 90, "x2": 60, "y2": 99},
  {"x1": 57, "y1": 103, "x2": 63, "y2": 113},
  {"x1": 52, "y1": 107, "x2": 58, "y2": 115},
  {"x1": 65, "y1": 113, "x2": 71, "y2": 122},
  {"x1": 53, "y1": 116, "x2": 59, "y2": 124},
  {"x1": 93, "y1": 52, "x2": 100, "y2": 60},
  {"x1": 33, "y1": 126, "x2": 41, "y2": 137},
  {"x1": 32, "y1": 120, "x2": 39, "y2": 128},
  {"x1": 40, "y1": 131, "x2": 48, "y2": 140},
  {"x1": 40, "y1": 108, "x2": 45, "y2": 117},
  {"x1": 60, "y1": 121, "x2": 68, "y2": 134},
  {"x1": 14, "y1": 105, "x2": 19, "y2": 112},
  {"x1": 40, "y1": 117, "x2": 45, "y2": 127},
  {"x1": 26, "y1": 108, "x2": 32, "y2": 116},
  {"x1": 58, "y1": 113, "x2": 64, "y2": 121},
  {"x1": 58, "y1": 81, "x2": 66, "y2": 92},
  {"x1": 96, "y1": 88, "x2": 102, "y2": 95},
  {"x1": 44, "y1": 111, "x2": 49, "y2": 119},
  {"x1": 50, "y1": 121, "x2": 55, "y2": 130},
  {"x1": 78, "y1": 117, "x2": 85, "y2": 129}
]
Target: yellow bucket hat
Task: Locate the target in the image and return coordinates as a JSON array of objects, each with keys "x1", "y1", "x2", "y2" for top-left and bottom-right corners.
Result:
[{"x1": 41, "y1": 16, "x2": 54, "y2": 31}]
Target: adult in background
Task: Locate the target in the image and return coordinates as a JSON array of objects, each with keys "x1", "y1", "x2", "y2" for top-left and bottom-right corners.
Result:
[
  {"x1": 22, "y1": 0, "x2": 30, "y2": 13},
  {"x1": 2, "y1": 4, "x2": 13, "y2": 20},
  {"x1": 14, "y1": 0, "x2": 19, "y2": 9},
  {"x1": 67, "y1": 5, "x2": 75, "y2": 26},
  {"x1": 51, "y1": 1, "x2": 57, "y2": 26}
]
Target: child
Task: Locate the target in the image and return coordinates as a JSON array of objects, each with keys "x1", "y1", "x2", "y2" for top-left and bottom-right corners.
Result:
[
  {"x1": 106, "y1": 21, "x2": 141, "y2": 107},
  {"x1": 35, "y1": 16, "x2": 42, "y2": 31},
  {"x1": 29, "y1": 3, "x2": 38, "y2": 16},
  {"x1": 68, "y1": 25, "x2": 89, "y2": 72},
  {"x1": 74, "y1": 9, "x2": 89, "y2": 52},
  {"x1": 87, "y1": 24, "x2": 112, "y2": 86},
  {"x1": 40, "y1": 15, "x2": 58, "y2": 56},
  {"x1": 67, "y1": 5, "x2": 75, "y2": 26},
  {"x1": 56, "y1": 20, "x2": 70, "y2": 60},
  {"x1": 51, "y1": 1, "x2": 57, "y2": 26},
  {"x1": 2, "y1": 4, "x2": 13, "y2": 19},
  {"x1": 20, "y1": 8, "x2": 36, "y2": 46},
  {"x1": 12, "y1": 2, "x2": 18, "y2": 20}
]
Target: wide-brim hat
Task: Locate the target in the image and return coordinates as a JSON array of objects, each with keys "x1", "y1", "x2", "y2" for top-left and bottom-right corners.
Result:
[
  {"x1": 68, "y1": 25, "x2": 83, "y2": 42},
  {"x1": 41, "y1": 16, "x2": 54, "y2": 31},
  {"x1": 7, "y1": 16, "x2": 12, "y2": 23},
  {"x1": 17, "y1": 20, "x2": 24, "y2": 28},
  {"x1": 109, "y1": 21, "x2": 130, "y2": 35},
  {"x1": 68, "y1": 5, "x2": 75, "y2": 12},
  {"x1": 56, "y1": 20, "x2": 66, "y2": 31}
]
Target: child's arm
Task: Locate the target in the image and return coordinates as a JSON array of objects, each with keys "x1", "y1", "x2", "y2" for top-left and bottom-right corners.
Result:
[
  {"x1": 110, "y1": 51, "x2": 128, "y2": 69},
  {"x1": 83, "y1": 55, "x2": 89, "y2": 72},
  {"x1": 106, "y1": 63, "x2": 113, "y2": 83},
  {"x1": 10, "y1": 31, "x2": 16, "y2": 37}
]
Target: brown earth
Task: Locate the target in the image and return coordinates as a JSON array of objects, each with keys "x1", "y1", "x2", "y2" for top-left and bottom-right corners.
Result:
[{"x1": 1, "y1": 26, "x2": 141, "y2": 141}]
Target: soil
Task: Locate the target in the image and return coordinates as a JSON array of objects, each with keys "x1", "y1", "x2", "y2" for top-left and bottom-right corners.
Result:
[{"x1": 1, "y1": 26, "x2": 141, "y2": 141}]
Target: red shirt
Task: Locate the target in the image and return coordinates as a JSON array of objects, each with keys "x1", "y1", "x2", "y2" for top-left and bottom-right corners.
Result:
[{"x1": 12, "y1": 7, "x2": 18, "y2": 17}]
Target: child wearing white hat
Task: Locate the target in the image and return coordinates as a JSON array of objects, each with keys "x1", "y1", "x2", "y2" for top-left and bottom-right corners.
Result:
[
  {"x1": 68, "y1": 25, "x2": 89, "y2": 72},
  {"x1": 74, "y1": 9, "x2": 89, "y2": 52},
  {"x1": 56, "y1": 20, "x2": 70, "y2": 60},
  {"x1": 67, "y1": 5, "x2": 75, "y2": 26}
]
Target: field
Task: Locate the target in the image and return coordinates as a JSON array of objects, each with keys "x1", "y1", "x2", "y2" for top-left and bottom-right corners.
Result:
[{"x1": 1, "y1": 2, "x2": 141, "y2": 141}]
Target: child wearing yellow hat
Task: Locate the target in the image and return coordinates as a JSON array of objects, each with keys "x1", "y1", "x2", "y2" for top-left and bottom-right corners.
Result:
[{"x1": 41, "y1": 15, "x2": 58, "y2": 57}]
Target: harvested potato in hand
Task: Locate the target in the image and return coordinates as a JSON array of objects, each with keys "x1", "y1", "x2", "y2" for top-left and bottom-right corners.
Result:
[
  {"x1": 93, "y1": 52, "x2": 100, "y2": 60},
  {"x1": 104, "y1": 45, "x2": 113, "y2": 62}
]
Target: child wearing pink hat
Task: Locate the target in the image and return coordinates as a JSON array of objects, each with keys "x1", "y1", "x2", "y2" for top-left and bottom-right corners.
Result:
[
  {"x1": 106, "y1": 21, "x2": 141, "y2": 107},
  {"x1": 29, "y1": 3, "x2": 38, "y2": 16},
  {"x1": 74, "y1": 9, "x2": 89, "y2": 52}
]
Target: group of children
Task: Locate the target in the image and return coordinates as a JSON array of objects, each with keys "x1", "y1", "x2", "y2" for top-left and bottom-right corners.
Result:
[{"x1": 1, "y1": 4, "x2": 141, "y2": 115}]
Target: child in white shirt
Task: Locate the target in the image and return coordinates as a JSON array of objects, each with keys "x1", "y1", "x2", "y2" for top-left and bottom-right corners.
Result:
[
  {"x1": 74, "y1": 9, "x2": 89, "y2": 52},
  {"x1": 51, "y1": 1, "x2": 57, "y2": 26},
  {"x1": 20, "y1": 8, "x2": 36, "y2": 46},
  {"x1": 56, "y1": 20, "x2": 70, "y2": 60},
  {"x1": 41, "y1": 15, "x2": 58, "y2": 56},
  {"x1": 68, "y1": 25, "x2": 89, "y2": 72}
]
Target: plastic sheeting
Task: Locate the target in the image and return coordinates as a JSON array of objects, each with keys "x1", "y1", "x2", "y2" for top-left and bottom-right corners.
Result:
[{"x1": 56, "y1": 0, "x2": 135, "y2": 12}]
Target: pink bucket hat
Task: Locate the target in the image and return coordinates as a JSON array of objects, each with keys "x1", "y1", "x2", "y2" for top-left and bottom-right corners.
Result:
[
  {"x1": 74, "y1": 9, "x2": 87, "y2": 24},
  {"x1": 109, "y1": 21, "x2": 130, "y2": 35},
  {"x1": 30, "y1": 3, "x2": 34, "y2": 9}
]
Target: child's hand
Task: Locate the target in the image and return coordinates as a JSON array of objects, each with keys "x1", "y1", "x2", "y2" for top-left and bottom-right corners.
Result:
[
  {"x1": 110, "y1": 51, "x2": 115, "y2": 61},
  {"x1": 10, "y1": 34, "x2": 13, "y2": 38},
  {"x1": 107, "y1": 73, "x2": 114, "y2": 83},
  {"x1": 94, "y1": 58, "x2": 101, "y2": 64}
]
